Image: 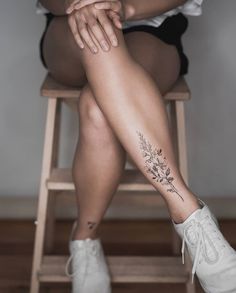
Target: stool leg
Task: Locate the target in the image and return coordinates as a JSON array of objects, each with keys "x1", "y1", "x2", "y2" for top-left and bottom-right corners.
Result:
[
  {"x1": 30, "y1": 97, "x2": 58, "y2": 293},
  {"x1": 45, "y1": 100, "x2": 62, "y2": 253},
  {"x1": 45, "y1": 190, "x2": 57, "y2": 253},
  {"x1": 175, "y1": 100, "x2": 196, "y2": 293},
  {"x1": 169, "y1": 101, "x2": 182, "y2": 255},
  {"x1": 175, "y1": 101, "x2": 189, "y2": 184}
]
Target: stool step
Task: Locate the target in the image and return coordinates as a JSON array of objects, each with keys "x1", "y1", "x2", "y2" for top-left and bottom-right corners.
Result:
[
  {"x1": 47, "y1": 168, "x2": 156, "y2": 191},
  {"x1": 39, "y1": 255, "x2": 189, "y2": 283}
]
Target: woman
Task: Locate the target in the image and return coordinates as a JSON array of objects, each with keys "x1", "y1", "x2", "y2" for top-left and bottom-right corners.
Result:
[{"x1": 37, "y1": 0, "x2": 236, "y2": 292}]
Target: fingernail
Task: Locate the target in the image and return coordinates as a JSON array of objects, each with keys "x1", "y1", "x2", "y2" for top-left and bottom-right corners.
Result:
[
  {"x1": 111, "y1": 38, "x2": 118, "y2": 46},
  {"x1": 92, "y1": 47, "x2": 98, "y2": 53},
  {"x1": 76, "y1": 39, "x2": 84, "y2": 49},
  {"x1": 101, "y1": 41, "x2": 109, "y2": 51}
]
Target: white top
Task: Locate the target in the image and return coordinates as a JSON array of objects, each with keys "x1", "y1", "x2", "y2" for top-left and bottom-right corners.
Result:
[{"x1": 36, "y1": 0, "x2": 203, "y2": 28}]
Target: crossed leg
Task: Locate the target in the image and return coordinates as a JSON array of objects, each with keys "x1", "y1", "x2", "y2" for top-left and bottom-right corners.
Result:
[{"x1": 43, "y1": 16, "x2": 200, "y2": 240}]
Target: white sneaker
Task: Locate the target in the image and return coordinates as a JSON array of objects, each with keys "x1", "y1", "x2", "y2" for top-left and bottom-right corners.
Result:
[
  {"x1": 172, "y1": 198, "x2": 236, "y2": 293},
  {"x1": 65, "y1": 221, "x2": 112, "y2": 293}
]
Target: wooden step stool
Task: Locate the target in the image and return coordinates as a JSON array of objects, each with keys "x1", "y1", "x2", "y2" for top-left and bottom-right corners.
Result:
[{"x1": 30, "y1": 73, "x2": 195, "y2": 293}]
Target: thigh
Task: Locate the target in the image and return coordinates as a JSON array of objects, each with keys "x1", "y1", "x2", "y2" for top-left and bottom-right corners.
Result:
[
  {"x1": 43, "y1": 16, "x2": 180, "y2": 94},
  {"x1": 124, "y1": 31, "x2": 181, "y2": 95},
  {"x1": 43, "y1": 16, "x2": 87, "y2": 87}
]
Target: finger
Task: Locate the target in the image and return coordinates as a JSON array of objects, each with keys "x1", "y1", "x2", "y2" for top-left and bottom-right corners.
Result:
[
  {"x1": 68, "y1": 15, "x2": 84, "y2": 48},
  {"x1": 76, "y1": 18, "x2": 98, "y2": 53},
  {"x1": 97, "y1": 12, "x2": 118, "y2": 47},
  {"x1": 87, "y1": 16, "x2": 110, "y2": 51},
  {"x1": 74, "y1": 0, "x2": 116, "y2": 10},
  {"x1": 107, "y1": 10, "x2": 122, "y2": 29},
  {"x1": 66, "y1": 0, "x2": 81, "y2": 14},
  {"x1": 106, "y1": 10, "x2": 122, "y2": 29}
]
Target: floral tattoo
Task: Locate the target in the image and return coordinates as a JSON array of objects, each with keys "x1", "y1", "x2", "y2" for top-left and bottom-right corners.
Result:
[{"x1": 136, "y1": 131, "x2": 184, "y2": 201}]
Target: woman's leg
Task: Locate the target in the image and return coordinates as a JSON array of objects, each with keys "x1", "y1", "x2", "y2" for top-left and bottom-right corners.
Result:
[
  {"x1": 44, "y1": 17, "x2": 128, "y2": 240},
  {"x1": 78, "y1": 26, "x2": 200, "y2": 223},
  {"x1": 43, "y1": 17, "x2": 199, "y2": 242},
  {"x1": 43, "y1": 17, "x2": 129, "y2": 239},
  {"x1": 72, "y1": 84, "x2": 126, "y2": 240}
]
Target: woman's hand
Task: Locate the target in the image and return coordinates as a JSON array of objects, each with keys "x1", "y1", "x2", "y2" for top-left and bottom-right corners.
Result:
[
  {"x1": 68, "y1": 4, "x2": 119, "y2": 53},
  {"x1": 67, "y1": 0, "x2": 124, "y2": 29}
]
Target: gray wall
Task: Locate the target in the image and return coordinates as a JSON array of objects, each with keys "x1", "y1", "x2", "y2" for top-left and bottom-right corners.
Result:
[{"x1": 0, "y1": 0, "x2": 235, "y2": 199}]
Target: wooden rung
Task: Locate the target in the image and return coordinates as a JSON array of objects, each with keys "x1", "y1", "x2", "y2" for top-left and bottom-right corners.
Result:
[
  {"x1": 41, "y1": 74, "x2": 190, "y2": 101},
  {"x1": 47, "y1": 168, "x2": 156, "y2": 191},
  {"x1": 39, "y1": 255, "x2": 189, "y2": 283}
]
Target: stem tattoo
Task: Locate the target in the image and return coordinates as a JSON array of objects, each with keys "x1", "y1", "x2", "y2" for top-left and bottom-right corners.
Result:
[{"x1": 136, "y1": 131, "x2": 184, "y2": 201}]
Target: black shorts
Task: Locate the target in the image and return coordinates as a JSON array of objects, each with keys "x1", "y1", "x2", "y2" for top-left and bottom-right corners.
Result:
[{"x1": 39, "y1": 12, "x2": 189, "y2": 76}]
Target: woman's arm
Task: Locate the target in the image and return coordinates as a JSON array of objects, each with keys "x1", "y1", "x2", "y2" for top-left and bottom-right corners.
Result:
[
  {"x1": 123, "y1": 0, "x2": 188, "y2": 21},
  {"x1": 71, "y1": 0, "x2": 189, "y2": 22},
  {"x1": 39, "y1": 0, "x2": 77, "y2": 15}
]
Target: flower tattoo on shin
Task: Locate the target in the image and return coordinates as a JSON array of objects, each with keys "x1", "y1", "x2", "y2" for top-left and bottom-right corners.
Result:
[{"x1": 136, "y1": 131, "x2": 184, "y2": 201}]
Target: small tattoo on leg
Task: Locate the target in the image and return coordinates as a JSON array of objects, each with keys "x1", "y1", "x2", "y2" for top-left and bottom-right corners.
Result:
[
  {"x1": 87, "y1": 221, "x2": 96, "y2": 229},
  {"x1": 136, "y1": 130, "x2": 184, "y2": 202}
]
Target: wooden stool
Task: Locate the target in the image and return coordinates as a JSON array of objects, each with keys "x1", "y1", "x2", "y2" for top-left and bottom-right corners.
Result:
[{"x1": 30, "y1": 73, "x2": 195, "y2": 293}]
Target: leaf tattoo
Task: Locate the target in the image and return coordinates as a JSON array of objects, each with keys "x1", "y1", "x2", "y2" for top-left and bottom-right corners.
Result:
[{"x1": 136, "y1": 130, "x2": 184, "y2": 201}]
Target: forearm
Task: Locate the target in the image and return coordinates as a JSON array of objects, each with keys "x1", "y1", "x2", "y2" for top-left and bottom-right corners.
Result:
[
  {"x1": 122, "y1": 0, "x2": 188, "y2": 21},
  {"x1": 39, "y1": 0, "x2": 69, "y2": 15}
]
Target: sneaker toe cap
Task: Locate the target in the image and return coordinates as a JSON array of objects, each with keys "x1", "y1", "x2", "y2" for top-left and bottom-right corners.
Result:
[
  {"x1": 199, "y1": 267, "x2": 236, "y2": 293},
  {"x1": 72, "y1": 273, "x2": 111, "y2": 293}
]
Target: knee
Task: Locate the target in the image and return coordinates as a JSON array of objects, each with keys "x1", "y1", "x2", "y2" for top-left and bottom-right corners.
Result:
[{"x1": 77, "y1": 85, "x2": 110, "y2": 133}]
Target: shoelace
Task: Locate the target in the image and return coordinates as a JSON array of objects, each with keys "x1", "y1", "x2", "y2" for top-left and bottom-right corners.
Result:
[
  {"x1": 181, "y1": 216, "x2": 226, "y2": 283},
  {"x1": 65, "y1": 238, "x2": 99, "y2": 285}
]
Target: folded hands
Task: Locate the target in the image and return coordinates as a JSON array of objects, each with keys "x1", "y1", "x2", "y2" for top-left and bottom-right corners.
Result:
[{"x1": 66, "y1": 0, "x2": 126, "y2": 53}]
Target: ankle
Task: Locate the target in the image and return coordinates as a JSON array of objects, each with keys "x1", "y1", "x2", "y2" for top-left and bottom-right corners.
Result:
[
  {"x1": 171, "y1": 198, "x2": 201, "y2": 224},
  {"x1": 71, "y1": 219, "x2": 100, "y2": 241},
  {"x1": 73, "y1": 231, "x2": 99, "y2": 240},
  {"x1": 72, "y1": 224, "x2": 99, "y2": 241}
]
